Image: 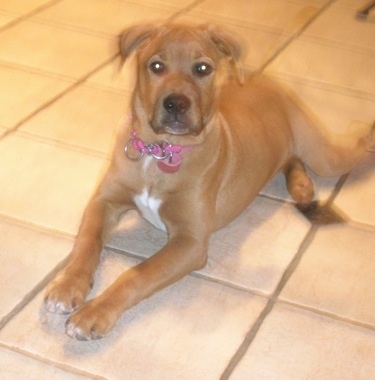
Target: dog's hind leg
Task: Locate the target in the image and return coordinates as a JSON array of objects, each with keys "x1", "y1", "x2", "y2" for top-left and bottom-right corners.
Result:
[
  {"x1": 288, "y1": 97, "x2": 375, "y2": 177},
  {"x1": 283, "y1": 157, "x2": 314, "y2": 205}
]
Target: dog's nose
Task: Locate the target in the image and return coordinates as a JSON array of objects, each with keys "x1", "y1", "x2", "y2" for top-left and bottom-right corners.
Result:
[{"x1": 163, "y1": 94, "x2": 191, "y2": 115}]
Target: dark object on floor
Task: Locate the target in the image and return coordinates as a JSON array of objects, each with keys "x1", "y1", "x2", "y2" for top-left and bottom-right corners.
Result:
[{"x1": 356, "y1": 1, "x2": 375, "y2": 19}]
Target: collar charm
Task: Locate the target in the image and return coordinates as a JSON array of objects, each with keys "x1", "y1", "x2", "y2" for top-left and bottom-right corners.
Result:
[{"x1": 125, "y1": 131, "x2": 191, "y2": 173}]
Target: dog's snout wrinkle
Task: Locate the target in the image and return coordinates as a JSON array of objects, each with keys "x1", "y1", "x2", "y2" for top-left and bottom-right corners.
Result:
[{"x1": 163, "y1": 94, "x2": 191, "y2": 115}]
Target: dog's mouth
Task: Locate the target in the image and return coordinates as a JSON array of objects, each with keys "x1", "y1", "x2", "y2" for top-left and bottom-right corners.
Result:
[
  {"x1": 162, "y1": 122, "x2": 192, "y2": 136},
  {"x1": 152, "y1": 118, "x2": 201, "y2": 136}
]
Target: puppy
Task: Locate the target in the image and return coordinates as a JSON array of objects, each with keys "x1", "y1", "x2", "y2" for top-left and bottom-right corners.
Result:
[{"x1": 44, "y1": 23, "x2": 374, "y2": 340}]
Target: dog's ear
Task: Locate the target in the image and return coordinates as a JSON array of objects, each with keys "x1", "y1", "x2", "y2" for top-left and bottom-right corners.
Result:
[
  {"x1": 203, "y1": 25, "x2": 245, "y2": 84},
  {"x1": 119, "y1": 24, "x2": 155, "y2": 60}
]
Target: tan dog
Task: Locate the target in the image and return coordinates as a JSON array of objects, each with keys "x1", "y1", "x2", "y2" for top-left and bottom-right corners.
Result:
[{"x1": 44, "y1": 23, "x2": 374, "y2": 340}]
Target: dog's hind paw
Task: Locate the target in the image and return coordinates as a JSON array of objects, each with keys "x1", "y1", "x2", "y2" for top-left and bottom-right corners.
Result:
[
  {"x1": 284, "y1": 158, "x2": 315, "y2": 205},
  {"x1": 288, "y1": 175, "x2": 315, "y2": 205}
]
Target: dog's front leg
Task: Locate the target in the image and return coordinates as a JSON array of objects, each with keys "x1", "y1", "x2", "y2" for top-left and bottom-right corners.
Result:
[
  {"x1": 44, "y1": 195, "x2": 129, "y2": 315},
  {"x1": 65, "y1": 229, "x2": 209, "y2": 340}
]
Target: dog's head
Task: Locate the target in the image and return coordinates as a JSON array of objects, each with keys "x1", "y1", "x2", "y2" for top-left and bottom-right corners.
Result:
[{"x1": 119, "y1": 23, "x2": 244, "y2": 137}]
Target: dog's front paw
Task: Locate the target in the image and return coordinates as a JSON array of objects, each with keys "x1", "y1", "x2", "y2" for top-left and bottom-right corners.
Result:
[
  {"x1": 65, "y1": 299, "x2": 118, "y2": 341},
  {"x1": 44, "y1": 268, "x2": 93, "y2": 314}
]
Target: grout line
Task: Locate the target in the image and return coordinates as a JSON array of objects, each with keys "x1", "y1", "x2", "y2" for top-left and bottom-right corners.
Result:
[
  {"x1": 258, "y1": 0, "x2": 337, "y2": 73},
  {"x1": 265, "y1": 70, "x2": 375, "y2": 102},
  {"x1": 258, "y1": 192, "x2": 293, "y2": 205},
  {"x1": 20, "y1": 16, "x2": 114, "y2": 40},
  {"x1": 190, "y1": 271, "x2": 271, "y2": 299},
  {"x1": 104, "y1": 245, "x2": 148, "y2": 263},
  {"x1": 327, "y1": 173, "x2": 349, "y2": 204},
  {"x1": 0, "y1": 0, "x2": 204, "y2": 145},
  {"x1": 346, "y1": 219, "x2": 375, "y2": 232},
  {"x1": 0, "y1": 60, "x2": 77, "y2": 82},
  {"x1": 220, "y1": 165, "x2": 356, "y2": 377},
  {"x1": 0, "y1": 255, "x2": 70, "y2": 332},
  {"x1": 0, "y1": 213, "x2": 75, "y2": 240},
  {"x1": 166, "y1": 0, "x2": 206, "y2": 22},
  {"x1": 0, "y1": 0, "x2": 64, "y2": 33},
  {"x1": 0, "y1": 343, "x2": 106, "y2": 380},
  {"x1": 220, "y1": 224, "x2": 319, "y2": 379},
  {"x1": 0, "y1": 215, "x2": 74, "y2": 333},
  {"x1": 0, "y1": 52, "x2": 121, "y2": 142},
  {"x1": 106, "y1": 243, "x2": 273, "y2": 299},
  {"x1": 298, "y1": 32, "x2": 375, "y2": 56},
  {"x1": 277, "y1": 299, "x2": 375, "y2": 332},
  {"x1": 13, "y1": 129, "x2": 111, "y2": 159}
]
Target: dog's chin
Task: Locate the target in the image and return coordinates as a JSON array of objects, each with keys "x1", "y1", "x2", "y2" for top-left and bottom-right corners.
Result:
[{"x1": 155, "y1": 122, "x2": 197, "y2": 136}]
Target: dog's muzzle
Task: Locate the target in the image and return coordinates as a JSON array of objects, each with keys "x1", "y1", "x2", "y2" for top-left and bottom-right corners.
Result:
[{"x1": 153, "y1": 93, "x2": 199, "y2": 136}]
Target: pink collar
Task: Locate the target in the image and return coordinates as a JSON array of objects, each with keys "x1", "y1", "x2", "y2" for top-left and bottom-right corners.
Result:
[{"x1": 125, "y1": 131, "x2": 193, "y2": 173}]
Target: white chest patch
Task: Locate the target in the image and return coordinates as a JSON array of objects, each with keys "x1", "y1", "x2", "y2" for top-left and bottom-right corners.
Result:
[{"x1": 133, "y1": 188, "x2": 166, "y2": 232}]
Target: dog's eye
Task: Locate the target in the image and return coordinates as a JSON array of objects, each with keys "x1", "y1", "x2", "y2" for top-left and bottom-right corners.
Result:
[
  {"x1": 194, "y1": 62, "x2": 213, "y2": 77},
  {"x1": 149, "y1": 61, "x2": 165, "y2": 74}
]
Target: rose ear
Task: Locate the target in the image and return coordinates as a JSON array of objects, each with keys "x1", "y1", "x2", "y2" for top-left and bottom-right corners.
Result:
[
  {"x1": 119, "y1": 24, "x2": 155, "y2": 60},
  {"x1": 203, "y1": 25, "x2": 245, "y2": 84}
]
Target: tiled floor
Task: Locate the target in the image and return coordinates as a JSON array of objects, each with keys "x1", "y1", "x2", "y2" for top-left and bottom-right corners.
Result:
[{"x1": 0, "y1": 0, "x2": 374, "y2": 378}]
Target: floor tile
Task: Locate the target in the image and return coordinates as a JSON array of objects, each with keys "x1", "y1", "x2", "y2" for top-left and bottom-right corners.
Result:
[
  {"x1": 0, "y1": 125, "x2": 8, "y2": 137},
  {"x1": 138, "y1": 0, "x2": 194, "y2": 6},
  {"x1": 108, "y1": 197, "x2": 311, "y2": 295},
  {"x1": 339, "y1": 0, "x2": 370, "y2": 8},
  {"x1": 202, "y1": 198, "x2": 311, "y2": 294},
  {"x1": 0, "y1": 64, "x2": 72, "y2": 129},
  {"x1": 0, "y1": 219, "x2": 72, "y2": 324},
  {"x1": 0, "y1": 250, "x2": 267, "y2": 379},
  {"x1": 304, "y1": 2, "x2": 375, "y2": 51},
  {"x1": 265, "y1": 73, "x2": 375, "y2": 134},
  {"x1": 183, "y1": 0, "x2": 324, "y2": 33},
  {"x1": 0, "y1": 20, "x2": 114, "y2": 79},
  {"x1": 334, "y1": 152, "x2": 375, "y2": 226},
  {"x1": 268, "y1": 39, "x2": 375, "y2": 96},
  {"x1": 87, "y1": 57, "x2": 135, "y2": 93},
  {"x1": 0, "y1": 11, "x2": 16, "y2": 27},
  {"x1": 0, "y1": 347, "x2": 90, "y2": 380},
  {"x1": 231, "y1": 303, "x2": 375, "y2": 379},
  {"x1": 20, "y1": 83, "x2": 130, "y2": 154},
  {"x1": 0, "y1": 0, "x2": 53, "y2": 15},
  {"x1": 34, "y1": 0, "x2": 176, "y2": 37},
  {"x1": 281, "y1": 224, "x2": 375, "y2": 325},
  {"x1": 353, "y1": 0, "x2": 375, "y2": 22},
  {"x1": 0, "y1": 134, "x2": 106, "y2": 234}
]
